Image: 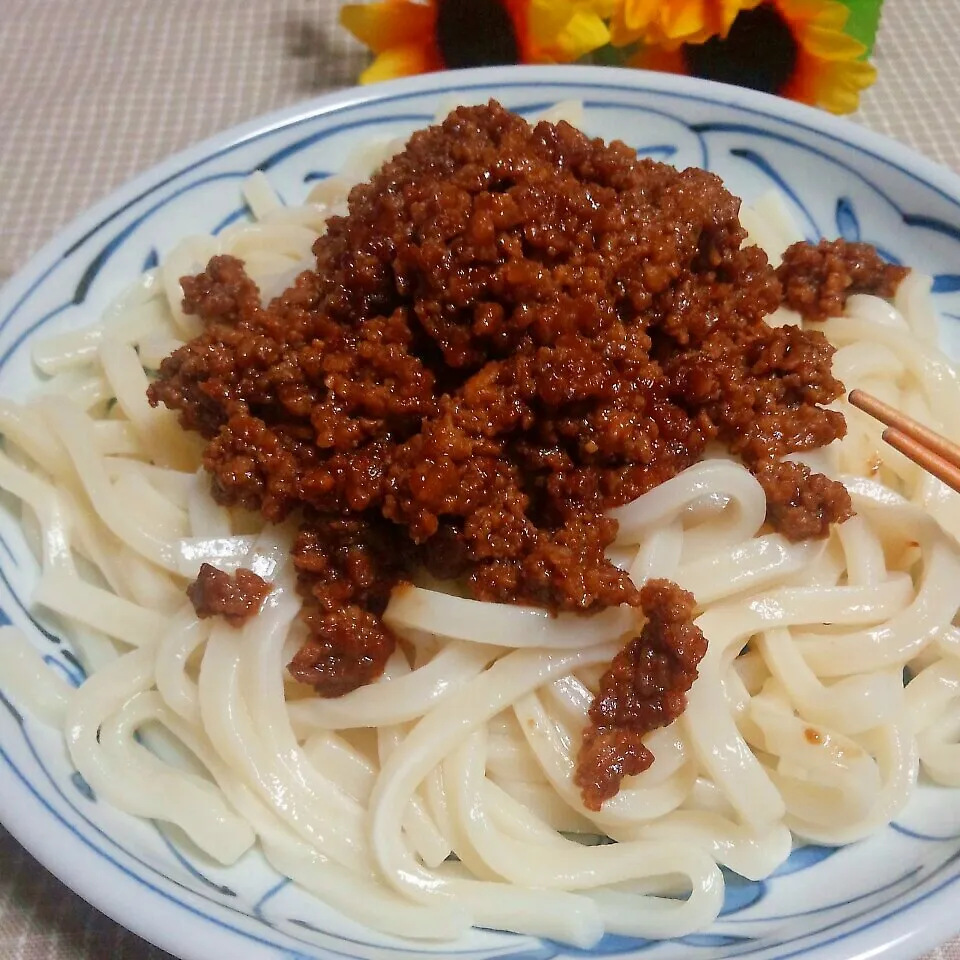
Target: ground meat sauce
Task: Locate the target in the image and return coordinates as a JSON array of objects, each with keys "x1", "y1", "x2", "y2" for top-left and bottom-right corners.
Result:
[
  {"x1": 574, "y1": 580, "x2": 707, "y2": 810},
  {"x1": 778, "y1": 238, "x2": 908, "y2": 321},
  {"x1": 187, "y1": 563, "x2": 271, "y2": 626},
  {"x1": 148, "y1": 102, "x2": 900, "y2": 701}
]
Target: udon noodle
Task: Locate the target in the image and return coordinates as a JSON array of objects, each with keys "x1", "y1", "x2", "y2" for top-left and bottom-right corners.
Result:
[{"x1": 2, "y1": 105, "x2": 960, "y2": 947}]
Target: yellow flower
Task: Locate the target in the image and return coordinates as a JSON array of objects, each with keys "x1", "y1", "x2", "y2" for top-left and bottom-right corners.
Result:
[
  {"x1": 631, "y1": 0, "x2": 876, "y2": 114},
  {"x1": 341, "y1": 0, "x2": 611, "y2": 84},
  {"x1": 610, "y1": 0, "x2": 764, "y2": 48}
]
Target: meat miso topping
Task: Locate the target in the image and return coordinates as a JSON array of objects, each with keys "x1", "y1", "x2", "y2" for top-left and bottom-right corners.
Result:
[
  {"x1": 187, "y1": 563, "x2": 271, "y2": 626},
  {"x1": 575, "y1": 580, "x2": 707, "y2": 810},
  {"x1": 148, "y1": 102, "x2": 897, "y2": 698},
  {"x1": 777, "y1": 238, "x2": 908, "y2": 321}
]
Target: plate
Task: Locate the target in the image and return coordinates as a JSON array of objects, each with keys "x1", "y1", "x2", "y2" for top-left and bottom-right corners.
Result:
[{"x1": 1, "y1": 64, "x2": 960, "y2": 960}]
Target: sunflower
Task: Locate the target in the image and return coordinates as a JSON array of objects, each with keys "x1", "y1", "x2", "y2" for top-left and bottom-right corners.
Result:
[
  {"x1": 630, "y1": 0, "x2": 876, "y2": 114},
  {"x1": 609, "y1": 0, "x2": 763, "y2": 48},
  {"x1": 341, "y1": 0, "x2": 612, "y2": 84}
]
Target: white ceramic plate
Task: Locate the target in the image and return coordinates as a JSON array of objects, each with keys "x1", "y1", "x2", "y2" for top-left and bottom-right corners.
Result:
[{"x1": 1, "y1": 65, "x2": 960, "y2": 960}]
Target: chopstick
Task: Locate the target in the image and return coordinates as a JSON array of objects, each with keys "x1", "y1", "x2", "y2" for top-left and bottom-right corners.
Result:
[{"x1": 848, "y1": 389, "x2": 960, "y2": 493}]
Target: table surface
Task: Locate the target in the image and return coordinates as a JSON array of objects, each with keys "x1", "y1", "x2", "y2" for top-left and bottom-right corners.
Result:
[{"x1": 1, "y1": 1, "x2": 960, "y2": 958}]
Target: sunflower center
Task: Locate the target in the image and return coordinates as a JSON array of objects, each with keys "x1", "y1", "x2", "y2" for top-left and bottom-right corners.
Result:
[
  {"x1": 682, "y1": 3, "x2": 798, "y2": 95},
  {"x1": 436, "y1": 0, "x2": 520, "y2": 69}
]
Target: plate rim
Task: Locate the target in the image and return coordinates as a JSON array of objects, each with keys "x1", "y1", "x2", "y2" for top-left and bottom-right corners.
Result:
[{"x1": 2, "y1": 63, "x2": 960, "y2": 960}]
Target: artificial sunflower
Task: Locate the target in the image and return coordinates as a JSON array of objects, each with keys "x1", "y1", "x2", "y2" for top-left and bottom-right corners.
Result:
[
  {"x1": 341, "y1": 0, "x2": 612, "y2": 84},
  {"x1": 630, "y1": 0, "x2": 876, "y2": 114},
  {"x1": 609, "y1": 0, "x2": 763, "y2": 48}
]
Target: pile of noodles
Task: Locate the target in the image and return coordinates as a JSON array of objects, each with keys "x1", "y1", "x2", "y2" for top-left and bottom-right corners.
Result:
[{"x1": 1, "y1": 104, "x2": 959, "y2": 946}]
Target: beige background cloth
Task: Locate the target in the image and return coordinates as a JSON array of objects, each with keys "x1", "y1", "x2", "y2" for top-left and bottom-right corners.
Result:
[{"x1": 1, "y1": 0, "x2": 959, "y2": 957}]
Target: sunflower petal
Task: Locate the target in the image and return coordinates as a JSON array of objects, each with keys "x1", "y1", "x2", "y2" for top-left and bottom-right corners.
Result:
[
  {"x1": 785, "y1": 43, "x2": 876, "y2": 114},
  {"x1": 623, "y1": 0, "x2": 663, "y2": 32},
  {"x1": 340, "y1": 1, "x2": 435, "y2": 54},
  {"x1": 582, "y1": 0, "x2": 620, "y2": 17},
  {"x1": 802, "y1": 22, "x2": 868, "y2": 59},
  {"x1": 610, "y1": 0, "x2": 663, "y2": 45},
  {"x1": 661, "y1": 2, "x2": 714, "y2": 41},
  {"x1": 358, "y1": 42, "x2": 436, "y2": 84},
  {"x1": 553, "y1": 9, "x2": 612, "y2": 59},
  {"x1": 816, "y1": 59, "x2": 877, "y2": 112},
  {"x1": 528, "y1": 0, "x2": 611, "y2": 61},
  {"x1": 775, "y1": 0, "x2": 848, "y2": 28},
  {"x1": 612, "y1": 0, "x2": 761, "y2": 47}
]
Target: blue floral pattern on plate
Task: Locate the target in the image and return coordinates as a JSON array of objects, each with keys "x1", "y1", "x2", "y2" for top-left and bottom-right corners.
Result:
[{"x1": 1, "y1": 66, "x2": 960, "y2": 960}]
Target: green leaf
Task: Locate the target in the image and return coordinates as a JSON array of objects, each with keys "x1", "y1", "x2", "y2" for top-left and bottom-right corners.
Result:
[{"x1": 838, "y1": 0, "x2": 884, "y2": 57}]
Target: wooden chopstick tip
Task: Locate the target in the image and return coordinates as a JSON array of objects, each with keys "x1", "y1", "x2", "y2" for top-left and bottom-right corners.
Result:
[{"x1": 846, "y1": 388, "x2": 960, "y2": 495}]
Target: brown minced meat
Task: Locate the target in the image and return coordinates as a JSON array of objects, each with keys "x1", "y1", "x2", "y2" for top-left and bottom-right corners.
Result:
[
  {"x1": 778, "y1": 238, "x2": 908, "y2": 321},
  {"x1": 575, "y1": 580, "x2": 707, "y2": 810},
  {"x1": 187, "y1": 563, "x2": 271, "y2": 627},
  {"x1": 149, "y1": 102, "x2": 900, "y2": 707}
]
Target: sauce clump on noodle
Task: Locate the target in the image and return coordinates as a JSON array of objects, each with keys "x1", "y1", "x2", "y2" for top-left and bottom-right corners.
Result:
[
  {"x1": 149, "y1": 101, "x2": 877, "y2": 701},
  {"x1": 778, "y1": 238, "x2": 907, "y2": 322},
  {"x1": 187, "y1": 563, "x2": 271, "y2": 626},
  {"x1": 575, "y1": 579, "x2": 707, "y2": 810}
]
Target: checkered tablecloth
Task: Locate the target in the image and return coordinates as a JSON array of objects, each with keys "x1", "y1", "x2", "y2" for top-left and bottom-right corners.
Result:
[{"x1": 1, "y1": 1, "x2": 959, "y2": 958}]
